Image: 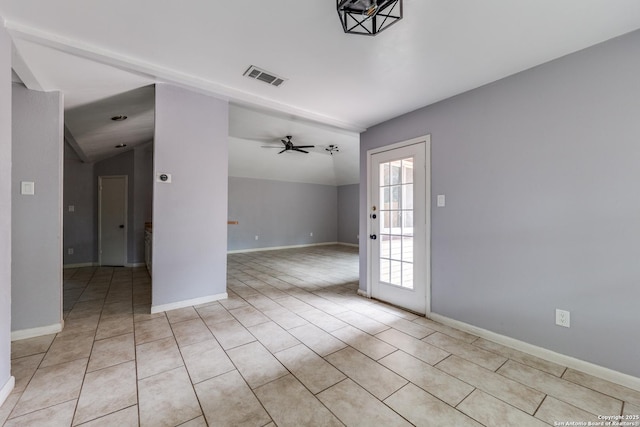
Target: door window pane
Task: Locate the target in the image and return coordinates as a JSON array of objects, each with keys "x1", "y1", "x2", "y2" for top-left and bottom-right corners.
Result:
[
  {"x1": 390, "y1": 260, "x2": 402, "y2": 286},
  {"x1": 380, "y1": 258, "x2": 390, "y2": 283},
  {"x1": 402, "y1": 184, "x2": 413, "y2": 210},
  {"x1": 390, "y1": 160, "x2": 402, "y2": 185},
  {"x1": 378, "y1": 156, "x2": 415, "y2": 290},
  {"x1": 403, "y1": 159, "x2": 414, "y2": 184}
]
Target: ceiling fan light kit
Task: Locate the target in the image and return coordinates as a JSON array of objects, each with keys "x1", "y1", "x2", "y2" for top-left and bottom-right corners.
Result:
[
  {"x1": 325, "y1": 145, "x2": 340, "y2": 155},
  {"x1": 337, "y1": 0, "x2": 403, "y2": 36}
]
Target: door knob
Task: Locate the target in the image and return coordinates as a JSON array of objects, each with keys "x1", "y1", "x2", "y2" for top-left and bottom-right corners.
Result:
[
  {"x1": 369, "y1": 234, "x2": 377, "y2": 240},
  {"x1": 119, "y1": 225, "x2": 125, "y2": 229}
]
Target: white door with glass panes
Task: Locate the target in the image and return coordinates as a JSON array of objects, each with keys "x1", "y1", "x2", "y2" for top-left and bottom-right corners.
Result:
[{"x1": 369, "y1": 138, "x2": 429, "y2": 314}]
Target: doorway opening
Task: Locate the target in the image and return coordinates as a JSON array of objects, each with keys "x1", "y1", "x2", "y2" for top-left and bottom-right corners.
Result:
[{"x1": 366, "y1": 135, "x2": 431, "y2": 314}]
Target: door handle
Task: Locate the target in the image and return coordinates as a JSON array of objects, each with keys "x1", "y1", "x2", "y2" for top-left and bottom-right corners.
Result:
[
  {"x1": 369, "y1": 234, "x2": 377, "y2": 240},
  {"x1": 119, "y1": 225, "x2": 125, "y2": 229}
]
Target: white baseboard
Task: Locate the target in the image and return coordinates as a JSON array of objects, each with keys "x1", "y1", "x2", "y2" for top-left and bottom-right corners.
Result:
[
  {"x1": 64, "y1": 262, "x2": 146, "y2": 269},
  {"x1": 357, "y1": 289, "x2": 369, "y2": 298},
  {"x1": 0, "y1": 376, "x2": 15, "y2": 408},
  {"x1": 227, "y1": 242, "x2": 339, "y2": 254},
  {"x1": 337, "y1": 242, "x2": 359, "y2": 248},
  {"x1": 151, "y1": 292, "x2": 228, "y2": 314},
  {"x1": 63, "y1": 262, "x2": 97, "y2": 269},
  {"x1": 11, "y1": 322, "x2": 63, "y2": 341},
  {"x1": 428, "y1": 313, "x2": 640, "y2": 393}
]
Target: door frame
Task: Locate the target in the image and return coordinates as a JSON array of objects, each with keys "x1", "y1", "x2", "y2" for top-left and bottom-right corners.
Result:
[
  {"x1": 366, "y1": 135, "x2": 431, "y2": 315},
  {"x1": 98, "y1": 175, "x2": 128, "y2": 266}
]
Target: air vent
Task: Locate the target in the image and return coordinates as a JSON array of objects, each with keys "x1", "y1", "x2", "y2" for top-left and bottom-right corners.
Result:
[{"x1": 243, "y1": 65, "x2": 286, "y2": 87}]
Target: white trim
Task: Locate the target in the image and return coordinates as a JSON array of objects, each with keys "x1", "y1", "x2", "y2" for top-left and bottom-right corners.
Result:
[
  {"x1": 11, "y1": 322, "x2": 63, "y2": 341},
  {"x1": 337, "y1": 242, "x2": 359, "y2": 248},
  {"x1": 151, "y1": 293, "x2": 228, "y2": 314},
  {"x1": 357, "y1": 289, "x2": 369, "y2": 298},
  {"x1": 227, "y1": 242, "x2": 339, "y2": 254},
  {"x1": 63, "y1": 262, "x2": 98, "y2": 269},
  {"x1": 0, "y1": 376, "x2": 15, "y2": 408},
  {"x1": 429, "y1": 313, "x2": 640, "y2": 392},
  {"x1": 63, "y1": 262, "x2": 145, "y2": 268}
]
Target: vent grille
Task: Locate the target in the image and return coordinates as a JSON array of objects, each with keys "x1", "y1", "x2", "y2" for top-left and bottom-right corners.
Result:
[{"x1": 243, "y1": 65, "x2": 286, "y2": 87}]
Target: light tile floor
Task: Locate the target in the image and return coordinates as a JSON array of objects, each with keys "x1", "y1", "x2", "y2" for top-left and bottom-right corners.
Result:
[{"x1": 2, "y1": 245, "x2": 639, "y2": 426}]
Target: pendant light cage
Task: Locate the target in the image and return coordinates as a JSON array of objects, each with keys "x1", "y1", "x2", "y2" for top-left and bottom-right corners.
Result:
[{"x1": 337, "y1": 0, "x2": 403, "y2": 36}]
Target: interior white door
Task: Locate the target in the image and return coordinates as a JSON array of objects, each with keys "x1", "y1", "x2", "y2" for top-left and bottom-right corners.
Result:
[
  {"x1": 370, "y1": 139, "x2": 429, "y2": 314},
  {"x1": 99, "y1": 176, "x2": 127, "y2": 266}
]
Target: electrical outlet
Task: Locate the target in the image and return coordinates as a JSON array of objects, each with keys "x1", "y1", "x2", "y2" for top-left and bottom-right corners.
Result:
[
  {"x1": 555, "y1": 309, "x2": 570, "y2": 328},
  {"x1": 310, "y1": 232, "x2": 313, "y2": 237},
  {"x1": 255, "y1": 235, "x2": 259, "y2": 240},
  {"x1": 68, "y1": 248, "x2": 74, "y2": 255}
]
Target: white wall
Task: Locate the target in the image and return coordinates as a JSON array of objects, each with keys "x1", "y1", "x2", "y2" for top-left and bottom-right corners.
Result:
[
  {"x1": 11, "y1": 84, "x2": 64, "y2": 334},
  {"x1": 152, "y1": 84, "x2": 228, "y2": 311},
  {"x1": 0, "y1": 17, "x2": 14, "y2": 404}
]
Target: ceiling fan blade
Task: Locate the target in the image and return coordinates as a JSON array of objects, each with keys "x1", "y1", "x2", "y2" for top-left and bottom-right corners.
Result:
[
  {"x1": 278, "y1": 149, "x2": 287, "y2": 154},
  {"x1": 294, "y1": 148, "x2": 309, "y2": 153},
  {"x1": 295, "y1": 145, "x2": 315, "y2": 148}
]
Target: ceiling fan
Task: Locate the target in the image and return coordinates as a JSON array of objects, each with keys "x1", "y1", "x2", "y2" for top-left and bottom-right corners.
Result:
[{"x1": 262, "y1": 136, "x2": 315, "y2": 154}]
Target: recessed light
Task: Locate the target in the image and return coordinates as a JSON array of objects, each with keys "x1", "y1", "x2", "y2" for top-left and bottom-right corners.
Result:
[
  {"x1": 111, "y1": 115, "x2": 128, "y2": 121},
  {"x1": 115, "y1": 144, "x2": 127, "y2": 148}
]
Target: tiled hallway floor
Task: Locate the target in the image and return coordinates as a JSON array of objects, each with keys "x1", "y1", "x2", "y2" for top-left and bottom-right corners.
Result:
[{"x1": 1, "y1": 245, "x2": 639, "y2": 426}]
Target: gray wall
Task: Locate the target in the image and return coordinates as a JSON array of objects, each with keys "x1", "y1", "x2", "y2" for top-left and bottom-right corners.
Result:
[
  {"x1": 11, "y1": 84, "x2": 63, "y2": 332},
  {"x1": 133, "y1": 143, "x2": 154, "y2": 263},
  {"x1": 0, "y1": 19, "x2": 12, "y2": 396},
  {"x1": 64, "y1": 143, "x2": 153, "y2": 266},
  {"x1": 63, "y1": 143, "x2": 95, "y2": 265},
  {"x1": 228, "y1": 177, "x2": 338, "y2": 251},
  {"x1": 337, "y1": 183, "x2": 359, "y2": 245},
  {"x1": 359, "y1": 30, "x2": 640, "y2": 377},
  {"x1": 153, "y1": 84, "x2": 228, "y2": 308}
]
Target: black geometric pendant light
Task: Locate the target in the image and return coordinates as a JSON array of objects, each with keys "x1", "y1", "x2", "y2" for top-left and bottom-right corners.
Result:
[{"x1": 337, "y1": 0, "x2": 403, "y2": 36}]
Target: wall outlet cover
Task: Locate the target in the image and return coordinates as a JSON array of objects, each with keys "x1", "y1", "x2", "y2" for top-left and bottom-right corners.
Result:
[{"x1": 555, "y1": 309, "x2": 570, "y2": 328}]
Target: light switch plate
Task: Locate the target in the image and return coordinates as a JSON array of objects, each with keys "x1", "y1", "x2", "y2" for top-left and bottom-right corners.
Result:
[
  {"x1": 21, "y1": 181, "x2": 35, "y2": 195},
  {"x1": 437, "y1": 194, "x2": 445, "y2": 207}
]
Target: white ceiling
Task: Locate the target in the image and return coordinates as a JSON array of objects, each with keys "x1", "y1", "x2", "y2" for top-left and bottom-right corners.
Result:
[
  {"x1": 2, "y1": 1, "x2": 640, "y2": 183},
  {"x1": 229, "y1": 105, "x2": 360, "y2": 185}
]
